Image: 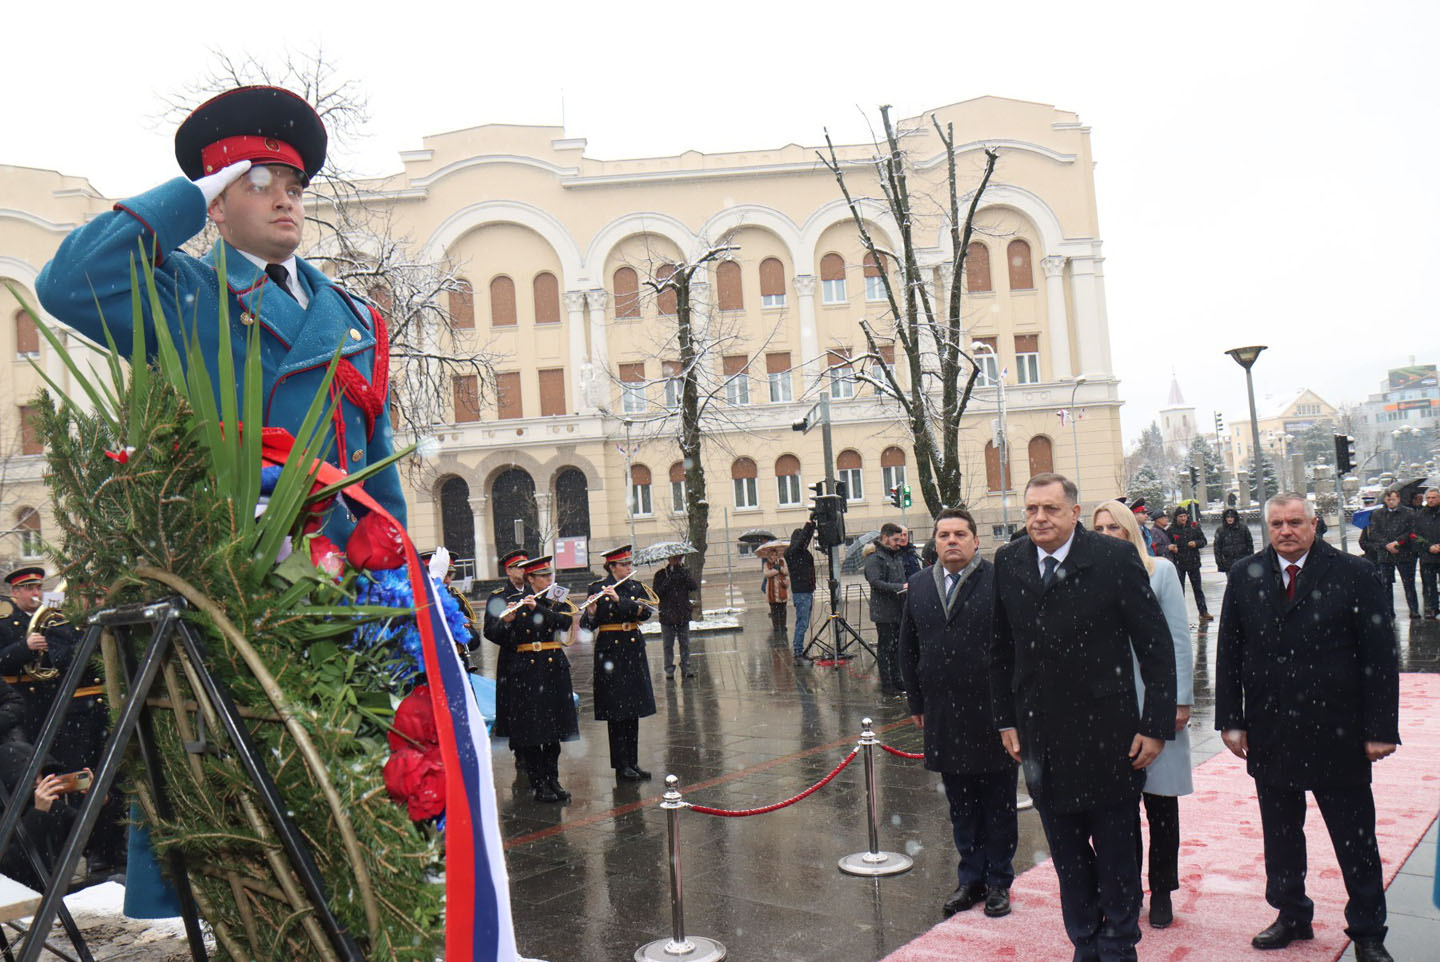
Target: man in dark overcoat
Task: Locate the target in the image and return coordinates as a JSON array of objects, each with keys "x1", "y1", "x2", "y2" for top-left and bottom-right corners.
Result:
[
  {"x1": 1362, "y1": 489, "x2": 1418, "y2": 618},
  {"x1": 581, "y1": 546, "x2": 655, "y2": 780},
  {"x1": 1166, "y1": 507, "x2": 1211, "y2": 622},
  {"x1": 484, "y1": 548, "x2": 529, "y2": 771},
  {"x1": 900, "y1": 508, "x2": 1017, "y2": 920},
  {"x1": 988, "y1": 473, "x2": 1176, "y2": 962},
  {"x1": 1216, "y1": 493, "x2": 1399, "y2": 962},
  {"x1": 652, "y1": 554, "x2": 698, "y2": 679}
]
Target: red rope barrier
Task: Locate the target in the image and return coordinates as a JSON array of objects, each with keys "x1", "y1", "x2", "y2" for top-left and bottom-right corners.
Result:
[
  {"x1": 879, "y1": 743, "x2": 924, "y2": 760},
  {"x1": 687, "y1": 748, "x2": 860, "y2": 817}
]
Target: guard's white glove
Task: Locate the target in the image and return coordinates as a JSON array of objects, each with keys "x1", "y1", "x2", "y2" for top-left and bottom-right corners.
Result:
[
  {"x1": 194, "y1": 160, "x2": 252, "y2": 205},
  {"x1": 428, "y1": 546, "x2": 451, "y2": 582}
]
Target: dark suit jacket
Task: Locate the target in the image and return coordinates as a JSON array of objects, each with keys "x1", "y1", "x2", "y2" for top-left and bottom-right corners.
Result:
[
  {"x1": 988, "y1": 527, "x2": 1176, "y2": 814},
  {"x1": 898, "y1": 560, "x2": 1013, "y2": 775},
  {"x1": 1215, "y1": 540, "x2": 1399, "y2": 789}
]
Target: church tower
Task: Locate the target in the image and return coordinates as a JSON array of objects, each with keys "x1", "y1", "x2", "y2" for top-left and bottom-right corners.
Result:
[{"x1": 1159, "y1": 375, "x2": 1196, "y2": 455}]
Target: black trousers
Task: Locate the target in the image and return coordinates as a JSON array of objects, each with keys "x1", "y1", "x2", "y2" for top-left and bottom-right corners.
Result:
[
  {"x1": 517, "y1": 743, "x2": 561, "y2": 786},
  {"x1": 1133, "y1": 792, "x2": 1180, "y2": 892},
  {"x1": 874, "y1": 621, "x2": 902, "y2": 690},
  {"x1": 607, "y1": 718, "x2": 640, "y2": 770},
  {"x1": 1379, "y1": 558, "x2": 1420, "y2": 615},
  {"x1": 1175, "y1": 564, "x2": 1208, "y2": 614},
  {"x1": 768, "y1": 602, "x2": 787, "y2": 634},
  {"x1": 1255, "y1": 781, "x2": 1386, "y2": 941},
  {"x1": 940, "y1": 767, "x2": 1019, "y2": 889},
  {"x1": 1420, "y1": 563, "x2": 1440, "y2": 616},
  {"x1": 1035, "y1": 796, "x2": 1142, "y2": 962}
]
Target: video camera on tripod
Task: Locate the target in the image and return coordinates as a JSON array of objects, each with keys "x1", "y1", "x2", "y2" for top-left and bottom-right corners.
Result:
[{"x1": 808, "y1": 480, "x2": 848, "y2": 549}]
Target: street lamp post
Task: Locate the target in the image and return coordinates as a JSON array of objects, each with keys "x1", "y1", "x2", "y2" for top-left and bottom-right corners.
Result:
[
  {"x1": 1068, "y1": 374, "x2": 1088, "y2": 503},
  {"x1": 1225, "y1": 345, "x2": 1269, "y2": 545},
  {"x1": 972, "y1": 341, "x2": 1009, "y2": 537}
]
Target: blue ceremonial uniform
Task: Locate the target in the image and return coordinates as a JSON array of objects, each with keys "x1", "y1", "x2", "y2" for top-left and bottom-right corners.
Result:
[{"x1": 36, "y1": 177, "x2": 406, "y2": 544}]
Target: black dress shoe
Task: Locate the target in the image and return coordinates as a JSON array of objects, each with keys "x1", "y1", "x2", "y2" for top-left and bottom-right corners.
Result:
[
  {"x1": 1354, "y1": 939, "x2": 1393, "y2": 962},
  {"x1": 616, "y1": 766, "x2": 652, "y2": 781},
  {"x1": 983, "y1": 886, "x2": 1011, "y2": 917},
  {"x1": 533, "y1": 783, "x2": 561, "y2": 803},
  {"x1": 1148, "y1": 889, "x2": 1172, "y2": 928},
  {"x1": 1070, "y1": 950, "x2": 1099, "y2": 962},
  {"x1": 548, "y1": 777, "x2": 572, "y2": 801},
  {"x1": 941, "y1": 881, "x2": 986, "y2": 917},
  {"x1": 1251, "y1": 917, "x2": 1314, "y2": 949}
]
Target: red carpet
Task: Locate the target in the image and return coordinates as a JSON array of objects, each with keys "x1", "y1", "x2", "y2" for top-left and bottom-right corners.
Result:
[{"x1": 884, "y1": 674, "x2": 1440, "y2": 962}]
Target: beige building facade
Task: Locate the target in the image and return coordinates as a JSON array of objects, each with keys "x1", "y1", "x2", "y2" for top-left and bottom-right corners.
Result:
[{"x1": 1, "y1": 96, "x2": 1127, "y2": 580}]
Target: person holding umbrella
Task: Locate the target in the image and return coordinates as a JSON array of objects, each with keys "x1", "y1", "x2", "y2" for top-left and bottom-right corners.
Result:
[
  {"x1": 653, "y1": 553, "x2": 698, "y2": 679},
  {"x1": 758, "y1": 541, "x2": 790, "y2": 638}
]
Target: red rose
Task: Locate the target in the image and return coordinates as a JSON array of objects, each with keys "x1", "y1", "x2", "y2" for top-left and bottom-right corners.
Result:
[
  {"x1": 387, "y1": 685, "x2": 438, "y2": 753},
  {"x1": 308, "y1": 534, "x2": 346, "y2": 579},
  {"x1": 382, "y1": 746, "x2": 446, "y2": 821},
  {"x1": 345, "y1": 510, "x2": 407, "y2": 571}
]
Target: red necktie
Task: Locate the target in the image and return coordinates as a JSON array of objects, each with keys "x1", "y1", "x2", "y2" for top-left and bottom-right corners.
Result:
[{"x1": 1285, "y1": 563, "x2": 1300, "y2": 601}]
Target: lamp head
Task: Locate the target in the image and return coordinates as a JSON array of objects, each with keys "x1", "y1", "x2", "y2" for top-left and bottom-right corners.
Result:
[
  {"x1": 1225, "y1": 345, "x2": 1267, "y2": 370},
  {"x1": 1073, "y1": 374, "x2": 1088, "y2": 385}
]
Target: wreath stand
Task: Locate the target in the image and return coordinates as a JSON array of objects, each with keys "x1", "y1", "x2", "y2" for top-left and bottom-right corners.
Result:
[{"x1": 0, "y1": 598, "x2": 365, "y2": 962}]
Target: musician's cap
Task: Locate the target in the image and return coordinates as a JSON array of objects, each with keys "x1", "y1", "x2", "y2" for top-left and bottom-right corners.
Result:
[
  {"x1": 601, "y1": 545, "x2": 632, "y2": 564},
  {"x1": 175, "y1": 85, "x2": 327, "y2": 184},
  {"x1": 499, "y1": 548, "x2": 530, "y2": 569},
  {"x1": 520, "y1": 556, "x2": 554, "y2": 576},
  {"x1": 4, "y1": 566, "x2": 44, "y2": 589}
]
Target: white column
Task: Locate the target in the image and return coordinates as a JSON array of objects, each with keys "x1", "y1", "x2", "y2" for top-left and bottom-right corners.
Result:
[
  {"x1": 1041, "y1": 255, "x2": 1073, "y2": 381},
  {"x1": 1069, "y1": 256, "x2": 1112, "y2": 378},
  {"x1": 585, "y1": 289, "x2": 610, "y2": 411},
  {"x1": 793, "y1": 274, "x2": 820, "y2": 389},
  {"x1": 468, "y1": 494, "x2": 491, "y2": 579},
  {"x1": 563, "y1": 290, "x2": 592, "y2": 414},
  {"x1": 534, "y1": 492, "x2": 553, "y2": 553}
]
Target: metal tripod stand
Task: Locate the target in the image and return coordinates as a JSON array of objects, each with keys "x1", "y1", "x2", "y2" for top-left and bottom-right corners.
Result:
[{"x1": 802, "y1": 546, "x2": 873, "y2": 665}]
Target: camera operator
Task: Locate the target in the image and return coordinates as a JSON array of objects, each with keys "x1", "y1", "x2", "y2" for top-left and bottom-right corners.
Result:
[{"x1": 784, "y1": 520, "x2": 818, "y2": 665}]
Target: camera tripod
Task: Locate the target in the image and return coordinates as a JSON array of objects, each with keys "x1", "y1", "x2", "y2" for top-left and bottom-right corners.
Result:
[{"x1": 802, "y1": 545, "x2": 873, "y2": 665}]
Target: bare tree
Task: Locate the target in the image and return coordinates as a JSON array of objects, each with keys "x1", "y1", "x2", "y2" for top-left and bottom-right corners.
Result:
[
  {"x1": 159, "y1": 47, "x2": 499, "y2": 437},
  {"x1": 820, "y1": 106, "x2": 998, "y2": 518}
]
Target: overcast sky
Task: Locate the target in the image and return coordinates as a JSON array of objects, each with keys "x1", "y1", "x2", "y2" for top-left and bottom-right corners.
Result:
[{"x1": 6, "y1": 0, "x2": 1437, "y2": 446}]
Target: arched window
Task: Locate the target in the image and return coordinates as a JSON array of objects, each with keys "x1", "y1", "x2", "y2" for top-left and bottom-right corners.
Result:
[
  {"x1": 759, "y1": 257, "x2": 786, "y2": 308},
  {"x1": 533, "y1": 272, "x2": 560, "y2": 324},
  {"x1": 1028, "y1": 436, "x2": 1054, "y2": 479},
  {"x1": 489, "y1": 275, "x2": 517, "y2": 326},
  {"x1": 669, "y1": 461, "x2": 688, "y2": 514},
  {"x1": 629, "y1": 463, "x2": 653, "y2": 517},
  {"x1": 837, "y1": 449, "x2": 864, "y2": 501},
  {"x1": 449, "y1": 278, "x2": 474, "y2": 328},
  {"x1": 614, "y1": 267, "x2": 641, "y2": 318},
  {"x1": 656, "y1": 264, "x2": 677, "y2": 316},
  {"x1": 1007, "y1": 239, "x2": 1034, "y2": 291},
  {"x1": 716, "y1": 260, "x2": 743, "y2": 311},
  {"x1": 984, "y1": 441, "x2": 1012, "y2": 492},
  {"x1": 965, "y1": 243, "x2": 992, "y2": 293},
  {"x1": 16, "y1": 506, "x2": 40, "y2": 557},
  {"x1": 732, "y1": 457, "x2": 758, "y2": 509},
  {"x1": 881, "y1": 446, "x2": 907, "y2": 493},
  {"x1": 775, "y1": 454, "x2": 802, "y2": 506},
  {"x1": 820, "y1": 253, "x2": 847, "y2": 304},
  {"x1": 862, "y1": 252, "x2": 887, "y2": 302}
]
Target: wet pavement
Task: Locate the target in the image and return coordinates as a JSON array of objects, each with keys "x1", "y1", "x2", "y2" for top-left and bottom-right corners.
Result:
[{"x1": 496, "y1": 558, "x2": 1440, "y2": 962}]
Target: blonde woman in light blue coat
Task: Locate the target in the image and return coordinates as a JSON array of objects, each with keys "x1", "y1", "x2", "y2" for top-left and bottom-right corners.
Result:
[{"x1": 1092, "y1": 500, "x2": 1194, "y2": 931}]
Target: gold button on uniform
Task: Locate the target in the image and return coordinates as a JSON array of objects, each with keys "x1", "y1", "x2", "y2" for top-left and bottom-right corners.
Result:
[
  {"x1": 351, "y1": 450, "x2": 362, "y2": 462},
  {"x1": 349, "y1": 328, "x2": 361, "y2": 341},
  {"x1": 240, "y1": 312, "x2": 255, "y2": 326}
]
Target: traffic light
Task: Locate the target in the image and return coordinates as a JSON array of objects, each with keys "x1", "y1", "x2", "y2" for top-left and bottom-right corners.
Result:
[
  {"x1": 901, "y1": 483, "x2": 912, "y2": 507},
  {"x1": 889, "y1": 485, "x2": 902, "y2": 509},
  {"x1": 1334, "y1": 434, "x2": 1356, "y2": 474},
  {"x1": 1214, "y1": 411, "x2": 1225, "y2": 436},
  {"x1": 1188, "y1": 466, "x2": 1199, "y2": 487}
]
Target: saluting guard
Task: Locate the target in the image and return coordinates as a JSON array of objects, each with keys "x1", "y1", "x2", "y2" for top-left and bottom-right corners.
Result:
[
  {"x1": 490, "y1": 557, "x2": 579, "y2": 803},
  {"x1": 580, "y1": 546, "x2": 658, "y2": 780},
  {"x1": 484, "y1": 548, "x2": 529, "y2": 768}
]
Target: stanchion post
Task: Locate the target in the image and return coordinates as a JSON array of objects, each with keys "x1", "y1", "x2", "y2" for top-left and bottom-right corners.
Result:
[
  {"x1": 635, "y1": 776, "x2": 726, "y2": 962},
  {"x1": 838, "y1": 718, "x2": 913, "y2": 877}
]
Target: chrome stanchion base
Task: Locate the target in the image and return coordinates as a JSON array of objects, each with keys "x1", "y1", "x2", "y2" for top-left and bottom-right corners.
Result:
[
  {"x1": 837, "y1": 850, "x2": 913, "y2": 877},
  {"x1": 1017, "y1": 791, "x2": 1034, "y2": 811},
  {"x1": 635, "y1": 935, "x2": 726, "y2": 961}
]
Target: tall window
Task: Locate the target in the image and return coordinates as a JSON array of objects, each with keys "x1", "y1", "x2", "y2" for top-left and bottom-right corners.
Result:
[
  {"x1": 716, "y1": 260, "x2": 743, "y2": 311},
  {"x1": 669, "y1": 461, "x2": 687, "y2": 513},
  {"x1": 1014, "y1": 334, "x2": 1040, "y2": 385},
  {"x1": 16, "y1": 507, "x2": 40, "y2": 557},
  {"x1": 1028, "y1": 435, "x2": 1054, "y2": 477},
  {"x1": 732, "y1": 457, "x2": 759, "y2": 508},
  {"x1": 657, "y1": 264, "x2": 678, "y2": 316},
  {"x1": 533, "y1": 272, "x2": 560, "y2": 324},
  {"x1": 965, "y1": 243, "x2": 992, "y2": 293},
  {"x1": 1007, "y1": 239, "x2": 1034, "y2": 290},
  {"x1": 838, "y1": 450, "x2": 864, "y2": 502},
  {"x1": 15, "y1": 309, "x2": 39, "y2": 357},
  {"x1": 984, "y1": 440, "x2": 1011, "y2": 492},
  {"x1": 723, "y1": 355, "x2": 750, "y2": 405},
  {"x1": 452, "y1": 375, "x2": 480, "y2": 424},
  {"x1": 629, "y1": 463, "x2": 653, "y2": 517},
  {"x1": 973, "y1": 337, "x2": 999, "y2": 386},
  {"x1": 759, "y1": 257, "x2": 787, "y2": 308},
  {"x1": 495, "y1": 372, "x2": 522, "y2": 420},
  {"x1": 490, "y1": 275, "x2": 517, "y2": 326},
  {"x1": 775, "y1": 454, "x2": 802, "y2": 506},
  {"x1": 620, "y1": 362, "x2": 646, "y2": 413},
  {"x1": 820, "y1": 253, "x2": 847, "y2": 304},
  {"x1": 881, "y1": 447, "x2": 908, "y2": 494},
  {"x1": 449, "y1": 278, "x2": 474, "y2": 328},
  {"x1": 662, "y1": 360, "x2": 683, "y2": 410},
  {"x1": 614, "y1": 267, "x2": 641, "y2": 318},
  {"x1": 828, "y1": 348, "x2": 855, "y2": 399},
  {"x1": 767, "y1": 352, "x2": 793, "y2": 402},
  {"x1": 863, "y1": 252, "x2": 887, "y2": 302},
  {"x1": 538, "y1": 368, "x2": 566, "y2": 417}
]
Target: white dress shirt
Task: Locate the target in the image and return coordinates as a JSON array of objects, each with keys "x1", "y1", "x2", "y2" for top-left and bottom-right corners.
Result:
[{"x1": 237, "y1": 249, "x2": 309, "y2": 309}]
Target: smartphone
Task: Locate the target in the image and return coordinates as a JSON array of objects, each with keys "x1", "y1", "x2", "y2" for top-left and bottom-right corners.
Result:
[{"x1": 54, "y1": 771, "x2": 92, "y2": 794}]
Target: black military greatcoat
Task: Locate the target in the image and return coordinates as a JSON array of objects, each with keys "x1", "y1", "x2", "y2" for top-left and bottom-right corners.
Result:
[{"x1": 583, "y1": 577, "x2": 655, "y2": 722}]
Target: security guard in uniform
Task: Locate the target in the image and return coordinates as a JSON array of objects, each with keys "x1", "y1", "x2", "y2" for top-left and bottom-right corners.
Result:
[
  {"x1": 484, "y1": 549, "x2": 529, "y2": 771},
  {"x1": 490, "y1": 557, "x2": 578, "y2": 803},
  {"x1": 580, "y1": 546, "x2": 656, "y2": 780}
]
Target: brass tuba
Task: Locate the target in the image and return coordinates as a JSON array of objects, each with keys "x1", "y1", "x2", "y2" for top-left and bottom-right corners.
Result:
[{"x1": 23, "y1": 606, "x2": 67, "y2": 681}]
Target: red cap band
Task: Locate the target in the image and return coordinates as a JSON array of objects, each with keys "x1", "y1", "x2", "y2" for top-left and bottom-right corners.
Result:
[{"x1": 200, "y1": 135, "x2": 305, "y2": 178}]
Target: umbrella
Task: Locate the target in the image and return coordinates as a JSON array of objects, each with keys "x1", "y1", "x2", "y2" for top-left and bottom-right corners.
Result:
[
  {"x1": 1396, "y1": 477, "x2": 1433, "y2": 505},
  {"x1": 842, "y1": 530, "x2": 882, "y2": 570},
  {"x1": 632, "y1": 541, "x2": 697, "y2": 566},
  {"x1": 737, "y1": 528, "x2": 777, "y2": 545},
  {"x1": 755, "y1": 539, "x2": 788, "y2": 560}
]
